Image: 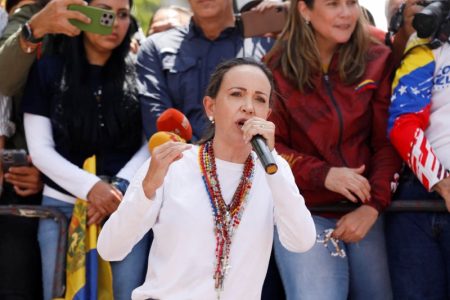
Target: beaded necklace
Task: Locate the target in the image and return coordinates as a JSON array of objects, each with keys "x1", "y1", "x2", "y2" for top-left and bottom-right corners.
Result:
[{"x1": 198, "y1": 140, "x2": 255, "y2": 298}]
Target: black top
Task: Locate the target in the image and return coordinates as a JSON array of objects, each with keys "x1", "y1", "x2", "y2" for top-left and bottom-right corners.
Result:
[{"x1": 22, "y1": 55, "x2": 142, "y2": 196}]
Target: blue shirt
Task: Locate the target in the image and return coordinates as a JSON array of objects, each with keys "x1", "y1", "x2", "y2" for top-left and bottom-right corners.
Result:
[{"x1": 137, "y1": 20, "x2": 274, "y2": 141}]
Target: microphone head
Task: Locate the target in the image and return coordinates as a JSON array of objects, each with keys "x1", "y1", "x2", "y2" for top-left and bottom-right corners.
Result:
[
  {"x1": 156, "y1": 108, "x2": 193, "y2": 141},
  {"x1": 148, "y1": 131, "x2": 186, "y2": 153}
]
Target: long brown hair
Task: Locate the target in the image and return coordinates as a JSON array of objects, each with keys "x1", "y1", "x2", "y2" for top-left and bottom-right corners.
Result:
[{"x1": 266, "y1": 0, "x2": 372, "y2": 92}]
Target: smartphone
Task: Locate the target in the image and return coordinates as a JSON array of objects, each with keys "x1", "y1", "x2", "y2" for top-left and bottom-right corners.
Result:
[
  {"x1": 68, "y1": 5, "x2": 116, "y2": 35},
  {"x1": 240, "y1": 6, "x2": 287, "y2": 38},
  {"x1": 1, "y1": 149, "x2": 29, "y2": 172}
]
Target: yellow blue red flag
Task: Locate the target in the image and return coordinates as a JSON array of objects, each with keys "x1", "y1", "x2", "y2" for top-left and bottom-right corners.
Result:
[{"x1": 61, "y1": 155, "x2": 113, "y2": 300}]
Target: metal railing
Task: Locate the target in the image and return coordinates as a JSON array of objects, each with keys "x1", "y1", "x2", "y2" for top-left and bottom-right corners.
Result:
[
  {"x1": 0, "y1": 200, "x2": 447, "y2": 299},
  {"x1": 0, "y1": 205, "x2": 68, "y2": 298},
  {"x1": 309, "y1": 200, "x2": 447, "y2": 213}
]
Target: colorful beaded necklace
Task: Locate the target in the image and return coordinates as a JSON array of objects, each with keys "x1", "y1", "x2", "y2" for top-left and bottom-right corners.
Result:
[{"x1": 198, "y1": 140, "x2": 255, "y2": 298}]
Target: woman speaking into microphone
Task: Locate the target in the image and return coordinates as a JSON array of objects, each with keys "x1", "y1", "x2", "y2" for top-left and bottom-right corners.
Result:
[{"x1": 98, "y1": 57, "x2": 316, "y2": 300}]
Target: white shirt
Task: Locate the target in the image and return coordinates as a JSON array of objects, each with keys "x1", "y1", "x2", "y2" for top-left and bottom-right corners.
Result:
[
  {"x1": 98, "y1": 145, "x2": 316, "y2": 300},
  {"x1": 24, "y1": 114, "x2": 149, "y2": 203},
  {"x1": 428, "y1": 43, "x2": 450, "y2": 170}
]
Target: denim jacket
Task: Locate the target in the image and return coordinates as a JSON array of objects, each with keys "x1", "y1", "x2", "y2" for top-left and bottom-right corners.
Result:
[{"x1": 137, "y1": 19, "x2": 274, "y2": 140}]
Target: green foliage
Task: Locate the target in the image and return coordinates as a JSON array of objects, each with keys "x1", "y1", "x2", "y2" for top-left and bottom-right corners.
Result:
[{"x1": 133, "y1": 0, "x2": 161, "y2": 35}]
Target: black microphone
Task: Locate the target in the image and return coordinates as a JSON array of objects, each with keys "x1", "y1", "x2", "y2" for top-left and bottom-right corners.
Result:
[{"x1": 251, "y1": 135, "x2": 278, "y2": 174}]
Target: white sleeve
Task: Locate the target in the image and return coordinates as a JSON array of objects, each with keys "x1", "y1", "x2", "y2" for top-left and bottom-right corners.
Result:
[
  {"x1": 116, "y1": 137, "x2": 150, "y2": 181},
  {"x1": 268, "y1": 151, "x2": 316, "y2": 253},
  {"x1": 24, "y1": 113, "x2": 100, "y2": 199},
  {"x1": 98, "y1": 158, "x2": 163, "y2": 261}
]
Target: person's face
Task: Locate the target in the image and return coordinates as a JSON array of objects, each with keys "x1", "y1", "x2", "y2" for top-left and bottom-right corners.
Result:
[
  {"x1": 188, "y1": 0, "x2": 232, "y2": 20},
  {"x1": 299, "y1": 0, "x2": 360, "y2": 49},
  {"x1": 148, "y1": 8, "x2": 180, "y2": 35},
  {"x1": 204, "y1": 65, "x2": 272, "y2": 145},
  {"x1": 83, "y1": 0, "x2": 130, "y2": 55},
  {"x1": 153, "y1": 8, "x2": 179, "y2": 24}
]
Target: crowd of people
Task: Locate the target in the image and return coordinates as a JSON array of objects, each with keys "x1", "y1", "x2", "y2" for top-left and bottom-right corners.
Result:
[{"x1": 1, "y1": 0, "x2": 450, "y2": 299}]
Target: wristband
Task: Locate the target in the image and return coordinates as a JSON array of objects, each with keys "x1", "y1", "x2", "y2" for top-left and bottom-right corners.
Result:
[
  {"x1": 21, "y1": 21, "x2": 43, "y2": 44},
  {"x1": 111, "y1": 176, "x2": 130, "y2": 195}
]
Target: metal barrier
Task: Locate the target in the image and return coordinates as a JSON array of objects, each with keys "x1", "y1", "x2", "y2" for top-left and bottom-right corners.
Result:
[
  {"x1": 0, "y1": 205, "x2": 68, "y2": 298},
  {"x1": 309, "y1": 200, "x2": 447, "y2": 213},
  {"x1": 0, "y1": 200, "x2": 447, "y2": 298}
]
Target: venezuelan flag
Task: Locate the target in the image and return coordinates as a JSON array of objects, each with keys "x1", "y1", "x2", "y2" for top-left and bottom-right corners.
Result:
[
  {"x1": 355, "y1": 79, "x2": 378, "y2": 93},
  {"x1": 58, "y1": 156, "x2": 113, "y2": 300}
]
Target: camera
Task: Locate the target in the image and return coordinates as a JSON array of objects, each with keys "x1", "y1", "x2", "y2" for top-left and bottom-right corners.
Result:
[
  {"x1": 413, "y1": 0, "x2": 450, "y2": 38},
  {"x1": 386, "y1": 0, "x2": 450, "y2": 48}
]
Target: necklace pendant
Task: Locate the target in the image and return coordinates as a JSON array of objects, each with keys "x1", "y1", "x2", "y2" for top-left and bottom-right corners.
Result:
[{"x1": 214, "y1": 272, "x2": 224, "y2": 291}]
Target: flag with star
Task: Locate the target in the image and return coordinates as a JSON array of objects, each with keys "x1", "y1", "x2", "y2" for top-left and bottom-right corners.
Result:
[{"x1": 62, "y1": 155, "x2": 114, "y2": 300}]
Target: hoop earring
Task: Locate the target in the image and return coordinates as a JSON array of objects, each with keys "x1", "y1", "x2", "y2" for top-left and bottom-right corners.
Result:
[{"x1": 209, "y1": 116, "x2": 215, "y2": 124}]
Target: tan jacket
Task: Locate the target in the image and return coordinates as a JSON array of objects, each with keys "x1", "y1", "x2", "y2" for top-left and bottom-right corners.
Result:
[
  {"x1": 0, "y1": 3, "x2": 42, "y2": 96},
  {"x1": 0, "y1": 3, "x2": 44, "y2": 149}
]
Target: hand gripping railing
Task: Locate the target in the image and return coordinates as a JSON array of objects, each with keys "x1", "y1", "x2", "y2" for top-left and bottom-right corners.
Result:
[{"x1": 0, "y1": 205, "x2": 68, "y2": 298}]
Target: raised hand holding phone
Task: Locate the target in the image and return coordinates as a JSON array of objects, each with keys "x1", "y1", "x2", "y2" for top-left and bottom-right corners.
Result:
[
  {"x1": 24, "y1": 0, "x2": 91, "y2": 40},
  {"x1": 68, "y1": 4, "x2": 116, "y2": 35}
]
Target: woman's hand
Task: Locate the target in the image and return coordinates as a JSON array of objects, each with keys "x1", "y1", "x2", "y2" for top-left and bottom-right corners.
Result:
[
  {"x1": 142, "y1": 142, "x2": 191, "y2": 199},
  {"x1": 400, "y1": 0, "x2": 425, "y2": 38},
  {"x1": 4, "y1": 158, "x2": 43, "y2": 197},
  {"x1": 87, "y1": 180, "x2": 122, "y2": 225},
  {"x1": 332, "y1": 205, "x2": 379, "y2": 243},
  {"x1": 28, "y1": 0, "x2": 91, "y2": 39},
  {"x1": 241, "y1": 117, "x2": 275, "y2": 150},
  {"x1": 324, "y1": 165, "x2": 371, "y2": 203},
  {"x1": 130, "y1": 38, "x2": 140, "y2": 54}
]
